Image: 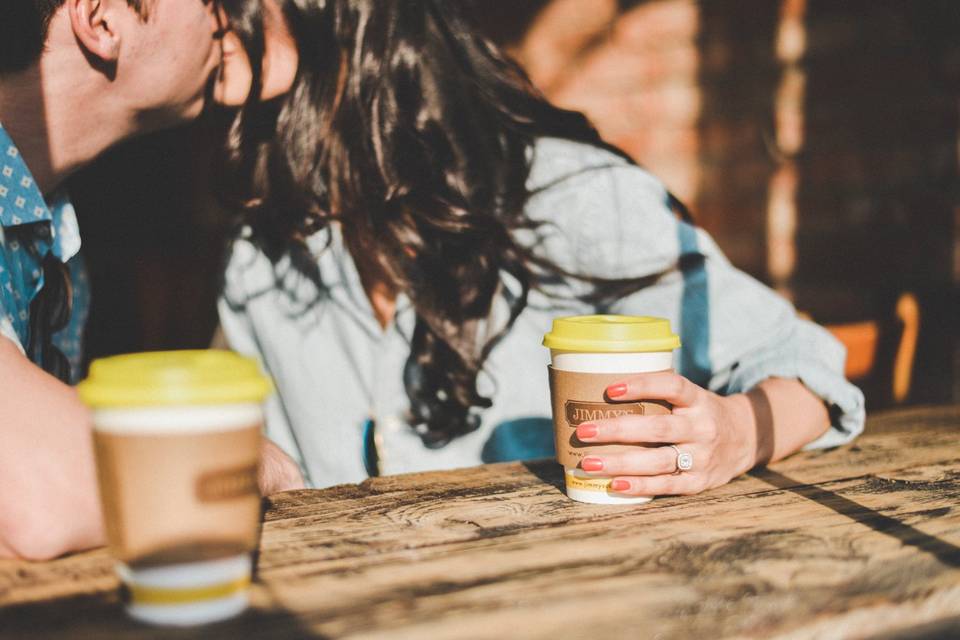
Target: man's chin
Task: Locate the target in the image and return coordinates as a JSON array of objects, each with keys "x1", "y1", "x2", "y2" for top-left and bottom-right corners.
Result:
[
  {"x1": 183, "y1": 98, "x2": 207, "y2": 121},
  {"x1": 133, "y1": 98, "x2": 206, "y2": 134}
]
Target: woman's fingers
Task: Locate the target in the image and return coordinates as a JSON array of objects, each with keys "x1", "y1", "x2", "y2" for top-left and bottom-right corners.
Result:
[
  {"x1": 576, "y1": 414, "x2": 695, "y2": 444},
  {"x1": 605, "y1": 371, "x2": 700, "y2": 407},
  {"x1": 581, "y1": 445, "x2": 680, "y2": 477},
  {"x1": 573, "y1": 373, "x2": 720, "y2": 497},
  {"x1": 608, "y1": 473, "x2": 706, "y2": 497}
]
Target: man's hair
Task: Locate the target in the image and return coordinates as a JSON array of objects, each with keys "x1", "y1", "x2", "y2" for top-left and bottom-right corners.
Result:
[{"x1": 1, "y1": 0, "x2": 144, "y2": 74}]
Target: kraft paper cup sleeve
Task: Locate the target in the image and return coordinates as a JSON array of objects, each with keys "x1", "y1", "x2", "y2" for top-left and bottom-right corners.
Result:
[{"x1": 548, "y1": 366, "x2": 671, "y2": 468}]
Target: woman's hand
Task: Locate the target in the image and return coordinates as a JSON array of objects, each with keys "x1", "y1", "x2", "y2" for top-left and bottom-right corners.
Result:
[{"x1": 574, "y1": 370, "x2": 759, "y2": 497}]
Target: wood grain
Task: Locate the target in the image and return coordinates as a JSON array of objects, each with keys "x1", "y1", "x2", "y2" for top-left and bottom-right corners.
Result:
[{"x1": 2, "y1": 405, "x2": 959, "y2": 639}]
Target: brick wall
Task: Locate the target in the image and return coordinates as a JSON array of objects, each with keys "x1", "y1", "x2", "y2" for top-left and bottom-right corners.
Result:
[{"x1": 476, "y1": 0, "x2": 960, "y2": 404}]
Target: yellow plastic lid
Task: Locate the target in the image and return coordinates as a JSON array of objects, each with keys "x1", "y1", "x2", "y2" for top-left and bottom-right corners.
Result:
[
  {"x1": 542, "y1": 315, "x2": 681, "y2": 353},
  {"x1": 77, "y1": 350, "x2": 273, "y2": 408}
]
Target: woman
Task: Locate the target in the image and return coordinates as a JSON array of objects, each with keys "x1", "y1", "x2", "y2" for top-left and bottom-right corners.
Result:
[{"x1": 212, "y1": 0, "x2": 864, "y2": 494}]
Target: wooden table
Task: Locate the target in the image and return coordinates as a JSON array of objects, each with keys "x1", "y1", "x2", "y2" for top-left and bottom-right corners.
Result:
[{"x1": 2, "y1": 405, "x2": 959, "y2": 639}]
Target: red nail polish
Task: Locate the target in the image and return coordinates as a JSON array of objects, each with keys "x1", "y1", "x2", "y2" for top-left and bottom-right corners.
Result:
[
  {"x1": 611, "y1": 479, "x2": 631, "y2": 492},
  {"x1": 582, "y1": 458, "x2": 604, "y2": 472},
  {"x1": 577, "y1": 423, "x2": 598, "y2": 439},
  {"x1": 607, "y1": 383, "x2": 628, "y2": 398}
]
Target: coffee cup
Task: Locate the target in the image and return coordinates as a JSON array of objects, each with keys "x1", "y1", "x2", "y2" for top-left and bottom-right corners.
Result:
[
  {"x1": 543, "y1": 315, "x2": 680, "y2": 505},
  {"x1": 77, "y1": 350, "x2": 272, "y2": 626}
]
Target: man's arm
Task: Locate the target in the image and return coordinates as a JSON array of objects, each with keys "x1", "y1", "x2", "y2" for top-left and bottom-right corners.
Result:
[
  {"x1": 213, "y1": 323, "x2": 306, "y2": 494},
  {"x1": 0, "y1": 337, "x2": 104, "y2": 560},
  {"x1": 0, "y1": 322, "x2": 305, "y2": 561}
]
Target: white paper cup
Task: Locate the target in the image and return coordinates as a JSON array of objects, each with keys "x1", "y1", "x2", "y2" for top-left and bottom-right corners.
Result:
[
  {"x1": 543, "y1": 316, "x2": 681, "y2": 505},
  {"x1": 78, "y1": 351, "x2": 272, "y2": 626},
  {"x1": 118, "y1": 553, "x2": 252, "y2": 627}
]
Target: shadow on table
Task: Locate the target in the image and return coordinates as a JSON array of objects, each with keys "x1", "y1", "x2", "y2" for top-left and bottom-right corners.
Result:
[
  {"x1": 865, "y1": 613, "x2": 960, "y2": 639},
  {"x1": 752, "y1": 467, "x2": 960, "y2": 569},
  {"x1": 746, "y1": 386, "x2": 959, "y2": 568},
  {"x1": 521, "y1": 459, "x2": 566, "y2": 493},
  {"x1": 0, "y1": 592, "x2": 327, "y2": 640}
]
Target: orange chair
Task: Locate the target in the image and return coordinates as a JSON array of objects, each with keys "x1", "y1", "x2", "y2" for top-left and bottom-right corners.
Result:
[{"x1": 822, "y1": 292, "x2": 920, "y2": 406}]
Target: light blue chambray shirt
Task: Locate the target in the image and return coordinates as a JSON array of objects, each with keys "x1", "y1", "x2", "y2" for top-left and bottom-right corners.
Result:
[
  {"x1": 0, "y1": 123, "x2": 90, "y2": 382},
  {"x1": 219, "y1": 137, "x2": 866, "y2": 488}
]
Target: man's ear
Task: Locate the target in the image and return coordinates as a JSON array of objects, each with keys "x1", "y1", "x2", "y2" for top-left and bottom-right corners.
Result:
[{"x1": 67, "y1": 0, "x2": 122, "y2": 63}]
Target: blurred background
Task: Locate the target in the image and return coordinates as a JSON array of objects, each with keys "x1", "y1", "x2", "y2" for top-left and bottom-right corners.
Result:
[{"x1": 70, "y1": 0, "x2": 959, "y2": 411}]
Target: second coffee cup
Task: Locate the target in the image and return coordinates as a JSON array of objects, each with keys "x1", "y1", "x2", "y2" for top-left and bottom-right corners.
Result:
[
  {"x1": 543, "y1": 315, "x2": 681, "y2": 505},
  {"x1": 78, "y1": 350, "x2": 272, "y2": 627}
]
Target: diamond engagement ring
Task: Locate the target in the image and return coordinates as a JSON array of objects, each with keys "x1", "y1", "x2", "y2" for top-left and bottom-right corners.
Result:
[{"x1": 670, "y1": 444, "x2": 694, "y2": 473}]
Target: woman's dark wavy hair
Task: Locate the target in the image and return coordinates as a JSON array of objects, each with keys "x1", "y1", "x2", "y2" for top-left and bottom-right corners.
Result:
[{"x1": 223, "y1": 0, "x2": 689, "y2": 447}]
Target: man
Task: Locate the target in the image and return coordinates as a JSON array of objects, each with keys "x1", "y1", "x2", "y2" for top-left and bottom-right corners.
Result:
[{"x1": 0, "y1": 0, "x2": 302, "y2": 561}]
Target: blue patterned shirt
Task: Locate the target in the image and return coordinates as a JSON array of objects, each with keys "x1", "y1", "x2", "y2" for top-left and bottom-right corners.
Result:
[{"x1": 0, "y1": 123, "x2": 90, "y2": 382}]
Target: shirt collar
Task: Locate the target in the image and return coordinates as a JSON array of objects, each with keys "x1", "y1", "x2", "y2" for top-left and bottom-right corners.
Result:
[
  {"x1": 0, "y1": 122, "x2": 53, "y2": 228},
  {"x1": 0, "y1": 123, "x2": 81, "y2": 263}
]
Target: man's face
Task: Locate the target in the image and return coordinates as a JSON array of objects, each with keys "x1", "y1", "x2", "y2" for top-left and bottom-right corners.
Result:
[{"x1": 116, "y1": 0, "x2": 224, "y2": 127}]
